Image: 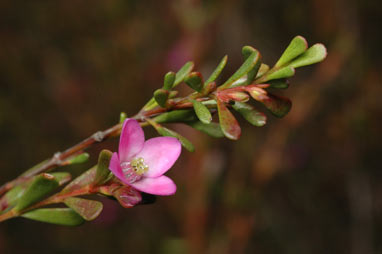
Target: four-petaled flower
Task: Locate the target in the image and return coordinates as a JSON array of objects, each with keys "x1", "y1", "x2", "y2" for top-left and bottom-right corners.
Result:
[{"x1": 109, "y1": 119, "x2": 181, "y2": 195}]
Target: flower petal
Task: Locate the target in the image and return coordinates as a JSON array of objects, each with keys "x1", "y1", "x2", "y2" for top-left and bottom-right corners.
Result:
[
  {"x1": 119, "y1": 119, "x2": 145, "y2": 162},
  {"x1": 135, "y1": 137, "x2": 181, "y2": 178},
  {"x1": 109, "y1": 152, "x2": 125, "y2": 182},
  {"x1": 130, "y1": 176, "x2": 176, "y2": 196}
]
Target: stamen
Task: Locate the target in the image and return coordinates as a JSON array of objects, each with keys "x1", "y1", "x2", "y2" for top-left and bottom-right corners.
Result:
[{"x1": 120, "y1": 157, "x2": 149, "y2": 184}]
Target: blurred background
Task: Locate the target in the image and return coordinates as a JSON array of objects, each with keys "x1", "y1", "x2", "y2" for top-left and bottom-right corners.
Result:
[{"x1": 0, "y1": 0, "x2": 381, "y2": 253}]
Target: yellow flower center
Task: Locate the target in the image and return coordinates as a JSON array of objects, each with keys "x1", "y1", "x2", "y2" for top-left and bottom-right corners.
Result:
[{"x1": 130, "y1": 157, "x2": 149, "y2": 175}]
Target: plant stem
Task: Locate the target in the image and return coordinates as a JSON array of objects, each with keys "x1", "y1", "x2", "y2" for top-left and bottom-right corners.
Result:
[{"x1": 0, "y1": 95, "x2": 215, "y2": 197}]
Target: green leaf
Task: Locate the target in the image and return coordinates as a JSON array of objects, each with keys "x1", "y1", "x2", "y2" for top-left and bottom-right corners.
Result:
[
  {"x1": 157, "y1": 127, "x2": 195, "y2": 152},
  {"x1": 154, "y1": 89, "x2": 169, "y2": 108},
  {"x1": 247, "y1": 87, "x2": 291, "y2": 117},
  {"x1": 205, "y1": 55, "x2": 228, "y2": 84},
  {"x1": 64, "y1": 197, "x2": 103, "y2": 221},
  {"x1": 256, "y1": 64, "x2": 270, "y2": 78},
  {"x1": 22, "y1": 208, "x2": 84, "y2": 226},
  {"x1": 188, "y1": 121, "x2": 224, "y2": 138},
  {"x1": 261, "y1": 93, "x2": 292, "y2": 117},
  {"x1": 67, "y1": 153, "x2": 89, "y2": 165},
  {"x1": 191, "y1": 99, "x2": 212, "y2": 124},
  {"x1": 268, "y1": 79, "x2": 289, "y2": 89},
  {"x1": 275, "y1": 35, "x2": 308, "y2": 67},
  {"x1": 230, "y1": 76, "x2": 248, "y2": 88},
  {"x1": 61, "y1": 167, "x2": 96, "y2": 194},
  {"x1": 14, "y1": 173, "x2": 60, "y2": 212},
  {"x1": 0, "y1": 184, "x2": 27, "y2": 211},
  {"x1": 242, "y1": 46, "x2": 261, "y2": 84},
  {"x1": 184, "y1": 72, "x2": 204, "y2": 92},
  {"x1": 289, "y1": 43, "x2": 327, "y2": 68},
  {"x1": 146, "y1": 118, "x2": 195, "y2": 152},
  {"x1": 153, "y1": 110, "x2": 198, "y2": 124},
  {"x1": 201, "y1": 99, "x2": 217, "y2": 107},
  {"x1": 216, "y1": 99, "x2": 241, "y2": 140},
  {"x1": 144, "y1": 91, "x2": 178, "y2": 111},
  {"x1": 221, "y1": 49, "x2": 260, "y2": 89},
  {"x1": 94, "y1": 150, "x2": 112, "y2": 186},
  {"x1": 163, "y1": 71, "x2": 176, "y2": 90},
  {"x1": 174, "y1": 61, "x2": 194, "y2": 87},
  {"x1": 1, "y1": 173, "x2": 69, "y2": 212},
  {"x1": 50, "y1": 172, "x2": 72, "y2": 186},
  {"x1": 262, "y1": 66, "x2": 295, "y2": 82},
  {"x1": 232, "y1": 101, "x2": 266, "y2": 127}
]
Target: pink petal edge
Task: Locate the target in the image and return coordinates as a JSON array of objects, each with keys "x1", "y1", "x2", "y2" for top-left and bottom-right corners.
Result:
[
  {"x1": 130, "y1": 175, "x2": 177, "y2": 196},
  {"x1": 135, "y1": 137, "x2": 181, "y2": 178},
  {"x1": 119, "y1": 119, "x2": 145, "y2": 162},
  {"x1": 109, "y1": 152, "x2": 126, "y2": 183}
]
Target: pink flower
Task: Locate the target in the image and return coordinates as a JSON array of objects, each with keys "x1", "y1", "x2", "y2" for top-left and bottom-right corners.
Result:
[{"x1": 109, "y1": 119, "x2": 181, "y2": 196}]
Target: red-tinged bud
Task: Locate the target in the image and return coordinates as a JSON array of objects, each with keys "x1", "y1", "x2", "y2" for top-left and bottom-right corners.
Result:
[
  {"x1": 246, "y1": 86, "x2": 268, "y2": 101},
  {"x1": 253, "y1": 84, "x2": 270, "y2": 89},
  {"x1": 227, "y1": 91, "x2": 250, "y2": 102},
  {"x1": 113, "y1": 186, "x2": 142, "y2": 208}
]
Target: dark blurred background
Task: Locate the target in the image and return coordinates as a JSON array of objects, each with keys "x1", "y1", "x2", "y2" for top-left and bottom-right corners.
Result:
[{"x1": 0, "y1": 0, "x2": 381, "y2": 253}]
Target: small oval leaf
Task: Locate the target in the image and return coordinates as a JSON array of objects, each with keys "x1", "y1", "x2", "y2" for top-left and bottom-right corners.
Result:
[
  {"x1": 267, "y1": 79, "x2": 289, "y2": 89},
  {"x1": 220, "y1": 49, "x2": 260, "y2": 89},
  {"x1": 262, "y1": 66, "x2": 295, "y2": 82},
  {"x1": 163, "y1": 71, "x2": 176, "y2": 90},
  {"x1": 154, "y1": 89, "x2": 169, "y2": 108},
  {"x1": 153, "y1": 110, "x2": 198, "y2": 124},
  {"x1": 188, "y1": 121, "x2": 224, "y2": 138},
  {"x1": 289, "y1": 43, "x2": 327, "y2": 68},
  {"x1": 191, "y1": 99, "x2": 212, "y2": 124},
  {"x1": 147, "y1": 118, "x2": 195, "y2": 152},
  {"x1": 261, "y1": 93, "x2": 292, "y2": 118},
  {"x1": 22, "y1": 208, "x2": 84, "y2": 226},
  {"x1": 255, "y1": 64, "x2": 270, "y2": 79},
  {"x1": 67, "y1": 153, "x2": 89, "y2": 165},
  {"x1": 174, "y1": 61, "x2": 194, "y2": 87},
  {"x1": 0, "y1": 184, "x2": 27, "y2": 211},
  {"x1": 216, "y1": 99, "x2": 241, "y2": 140},
  {"x1": 232, "y1": 101, "x2": 267, "y2": 127},
  {"x1": 242, "y1": 46, "x2": 261, "y2": 84},
  {"x1": 50, "y1": 172, "x2": 72, "y2": 186},
  {"x1": 64, "y1": 197, "x2": 103, "y2": 221},
  {"x1": 184, "y1": 72, "x2": 204, "y2": 92},
  {"x1": 14, "y1": 173, "x2": 60, "y2": 212},
  {"x1": 263, "y1": 93, "x2": 292, "y2": 117},
  {"x1": 94, "y1": 150, "x2": 113, "y2": 186},
  {"x1": 247, "y1": 87, "x2": 291, "y2": 117},
  {"x1": 61, "y1": 167, "x2": 96, "y2": 194},
  {"x1": 205, "y1": 55, "x2": 228, "y2": 84},
  {"x1": 275, "y1": 35, "x2": 308, "y2": 67},
  {"x1": 157, "y1": 127, "x2": 195, "y2": 152}
]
